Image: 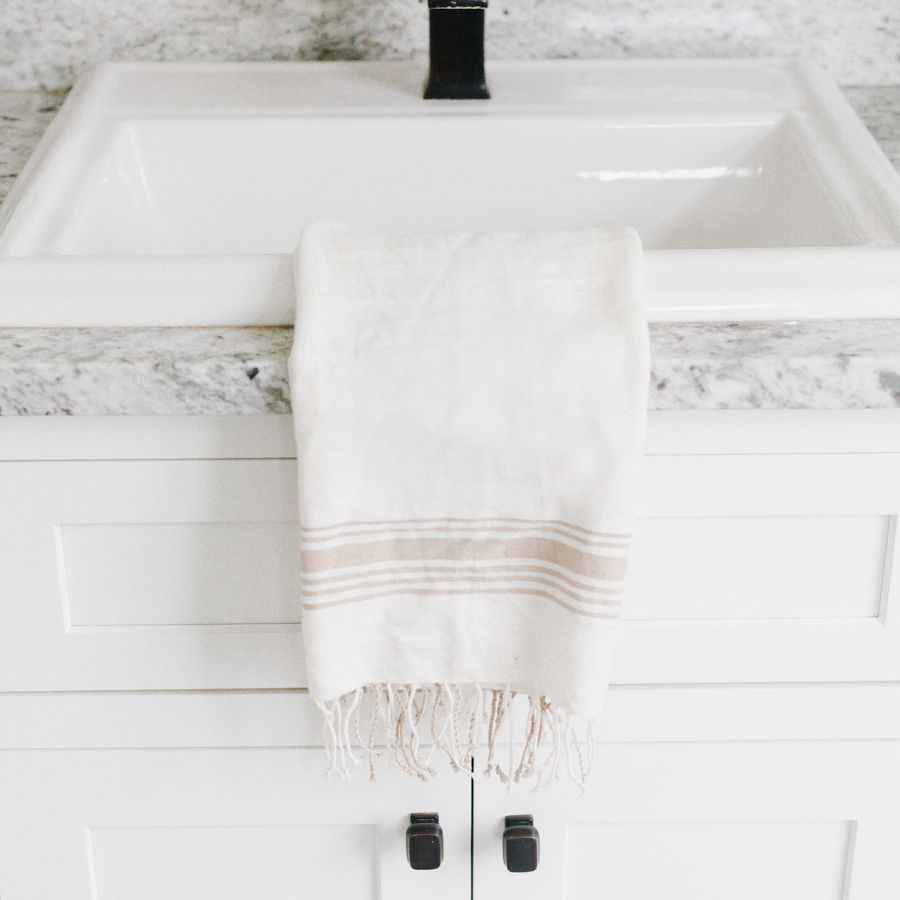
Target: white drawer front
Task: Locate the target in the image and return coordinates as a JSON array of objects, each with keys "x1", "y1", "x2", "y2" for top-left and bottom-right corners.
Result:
[
  {"x1": 0, "y1": 748, "x2": 470, "y2": 900},
  {"x1": 90, "y1": 826, "x2": 377, "y2": 900},
  {"x1": 0, "y1": 460, "x2": 305, "y2": 690},
  {"x1": 61, "y1": 521, "x2": 302, "y2": 627},
  {"x1": 630, "y1": 514, "x2": 888, "y2": 620},
  {"x1": 565, "y1": 821, "x2": 850, "y2": 899},
  {"x1": 1, "y1": 451, "x2": 898, "y2": 689},
  {"x1": 475, "y1": 741, "x2": 900, "y2": 900}
]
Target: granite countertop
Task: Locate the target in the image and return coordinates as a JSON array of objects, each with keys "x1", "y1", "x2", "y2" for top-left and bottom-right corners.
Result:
[{"x1": 1, "y1": 85, "x2": 899, "y2": 415}]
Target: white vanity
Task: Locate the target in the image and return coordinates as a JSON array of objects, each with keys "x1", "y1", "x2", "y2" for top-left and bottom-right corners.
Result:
[{"x1": 1, "y1": 60, "x2": 899, "y2": 898}]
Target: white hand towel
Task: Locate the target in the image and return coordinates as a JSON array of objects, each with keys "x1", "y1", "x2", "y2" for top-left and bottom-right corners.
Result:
[{"x1": 289, "y1": 220, "x2": 648, "y2": 786}]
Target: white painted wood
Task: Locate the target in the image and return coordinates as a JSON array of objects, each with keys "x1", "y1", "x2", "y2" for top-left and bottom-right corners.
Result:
[
  {"x1": 638, "y1": 453, "x2": 900, "y2": 517},
  {"x1": 616, "y1": 450, "x2": 900, "y2": 683},
  {"x1": 2, "y1": 445, "x2": 899, "y2": 689},
  {"x1": 89, "y1": 826, "x2": 378, "y2": 900},
  {"x1": 61, "y1": 521, "x2": 303, "y2": 627},
  {"x1": 0, "y1": 748, "x2": 471, "y2": 900},
  {"x1": 564, "y1": 821, "x2": 850, "y2": 900},
  {"x1": 1, "y1": 412, "x2": 900, "y2": 895},
  {"x1": 4, "y1": 410, "x2": 900, "y2": 462},
  {"x1": 474, "y1": 741, "x2": 900, "y2": 900},
  {"x1": 629, "y1": 514, "x2": 888, "y2": 619},
  {"x1": 2, "y1": 685, "x2": 900, "y2": 750},
  {"x1": 61, "y1": 510, "x2": 883, "y2": 626},
  {"x1": 642, "y1": 409, "x2": 900, "y2": 456},
  {"x1": 0, "y1": 414, "x2": 297, "y2": 461},
  {"x1": 0, "y1": 460, "x2": 306, "y2": 691}
]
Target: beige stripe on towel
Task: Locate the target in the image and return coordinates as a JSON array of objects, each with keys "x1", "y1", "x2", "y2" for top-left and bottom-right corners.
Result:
[
  {"x1": 302, "y1": 586, "x2": 622, "y2": 618},
  {"x1": 300, "y1": 535, "x2": 628, "y2": 581},
  {"x1": 299, "y1": 516, "x2": 631, "y2": 541},
  {"x1": 302, "y1": 573, "x2": 622, "y2": 604},
  {"x1": 300, "y1": 564, "x2": 624, "y2": 596}
]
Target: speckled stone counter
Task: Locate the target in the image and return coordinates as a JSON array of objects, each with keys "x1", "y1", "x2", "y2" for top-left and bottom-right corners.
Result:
[
  {"x1": 0, "y1": 86, "x2": 899, "y2": 415},
  {"x1": 5, "y1": 1, "x2": 900, "y2": 90},
  {"x1": 1, "y1": 320, "x2": 899, "y2": 415}
]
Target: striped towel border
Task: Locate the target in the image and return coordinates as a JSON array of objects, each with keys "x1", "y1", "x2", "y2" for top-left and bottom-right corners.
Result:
[{"x1": 299, "y1": 518, "x2": 631, "y2": 619}]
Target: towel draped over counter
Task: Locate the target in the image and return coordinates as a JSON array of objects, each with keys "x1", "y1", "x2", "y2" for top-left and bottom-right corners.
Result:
[{"x1": 289, "y1": 221, "x2": 648, "y2": 786}]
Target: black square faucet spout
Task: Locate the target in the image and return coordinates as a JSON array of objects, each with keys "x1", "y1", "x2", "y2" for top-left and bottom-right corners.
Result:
[{"x1": 424, "y1": 0, "x2": 490, "y2": 100}]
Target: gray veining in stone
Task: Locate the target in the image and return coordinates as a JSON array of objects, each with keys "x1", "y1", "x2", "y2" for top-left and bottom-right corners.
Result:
[
  {"x1": 648, "y1": 320, "x2": 900, "y2": 410},
  {"x1": 0, "y1": 86, "x2": 899, "y2": 415},
  {"x1": 0, "y1": 328, "x2": 293, "y2": 416},
  {"x1": 2, "y1": 1, "x2": 900, "y2": 91},
  {"x1": 0, "y1": 321, "x2": 898, "y2": 416}
]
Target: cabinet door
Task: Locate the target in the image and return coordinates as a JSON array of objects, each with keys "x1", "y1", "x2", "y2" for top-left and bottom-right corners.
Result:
[
  {"x1": 0, "y1": 748, "x2": 470, "y2": 900},
  {"x1": 474, "y1": 741, "x2": 900, "y2": 900}
]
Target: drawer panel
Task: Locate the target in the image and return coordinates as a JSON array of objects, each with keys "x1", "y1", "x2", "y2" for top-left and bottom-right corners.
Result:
[
  {"x1": 629, "y1": 514, "x2": 889, "y2": 620},
  {"x1": 90, "y1": 825, "x2": 376, "y2": 900},
  {"x1": 475, "y1": 741, "x2": 900, "y2": 900},
  {"x1": 565, "y1": 821, "x2": 850, "y2": 900},
  {"x1": 0, "y1": 748, "x2": 470, "y2": 900},
  {"x1": 58, "y1": 513, "x2": 888, "y2": 629},
  {"x1": 1, "y1": 451, "x2": 899, "y2": 689},
  {"x1": 62, "y1": 521, "x2": 302, "y2": 627},
  {"x1": 0, "y1": 460, "x2": 306, "y2": 691}
]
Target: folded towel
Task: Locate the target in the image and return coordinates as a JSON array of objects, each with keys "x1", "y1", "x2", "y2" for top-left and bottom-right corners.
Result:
[{"x1": 289, "y1": 221, "x2": 648, "y2": 786}]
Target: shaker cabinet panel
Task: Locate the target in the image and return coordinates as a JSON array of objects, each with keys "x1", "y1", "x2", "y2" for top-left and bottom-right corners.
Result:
[
  {"x1": 561, "y1": 820, "x2": 850, "y2": 900},
  {"x1": 615, "y1": 452, "x2": 900, "y2": 685},
  {"x1": 0, "y1": 459, "x2": 309, "y2": 691},
  {"x1": 0, "y1": 748, "x2": 470, "y2": 900},
  {"x1": 473, "y1": 741, "x2": 900, "y2": 900},
  {"x1": 2, "y1": 451, "x2": 899, "y2": 691}
]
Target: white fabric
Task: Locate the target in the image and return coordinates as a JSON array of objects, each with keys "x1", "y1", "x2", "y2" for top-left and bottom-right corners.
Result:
[{"x1": 289, "y1": 221, "x2": 648, "y2": 784}]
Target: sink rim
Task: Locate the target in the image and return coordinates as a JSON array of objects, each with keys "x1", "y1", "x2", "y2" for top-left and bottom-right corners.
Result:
[{"x1": 2, "y1": 57, "x2": 900, "y2": 326}]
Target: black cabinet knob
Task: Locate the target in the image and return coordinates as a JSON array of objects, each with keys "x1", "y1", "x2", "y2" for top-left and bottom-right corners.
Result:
[
  {"x1": 503, "y1": 814, "x2": 540, "y2": 873},
  {"x1": 406, "y1": 813, "x2": 444, "y2": 870}
]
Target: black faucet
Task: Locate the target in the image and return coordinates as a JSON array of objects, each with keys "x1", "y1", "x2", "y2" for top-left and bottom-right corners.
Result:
[{"x1": 423, "y1": 0, "x2": 490, "y2": 100}]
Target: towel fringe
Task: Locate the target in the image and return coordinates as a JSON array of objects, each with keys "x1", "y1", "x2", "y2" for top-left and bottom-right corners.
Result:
[{"x1": 316, "y1": 683, "x2": 596, "y2": 789}]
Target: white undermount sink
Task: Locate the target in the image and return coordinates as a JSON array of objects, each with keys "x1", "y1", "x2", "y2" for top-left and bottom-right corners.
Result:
[{"x1": 1, "y1": 58, "x2": 899, "y2": 325}]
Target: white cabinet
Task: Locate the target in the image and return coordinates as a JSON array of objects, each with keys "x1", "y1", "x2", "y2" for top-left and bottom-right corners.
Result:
[
  {"x1": 3, "y1": 412, "x2": 900, "y2": 692},
  {"x1": 2, "y1": 739, "x2": 898, "y2": 900},
  {"x1": 474, "y1": 742, "x2": 900, "y2": 900},
  {"x1": 2, "y1": 410, "x2": 900, "y2": 899},
  {"x1": 0, "y1": 749, "x2": 471, "y2": 900}
]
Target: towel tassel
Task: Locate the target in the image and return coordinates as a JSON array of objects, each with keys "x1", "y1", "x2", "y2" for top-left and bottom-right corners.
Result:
[{"x1": 313, "y1": 683, "x2": 597, "y2": 789}]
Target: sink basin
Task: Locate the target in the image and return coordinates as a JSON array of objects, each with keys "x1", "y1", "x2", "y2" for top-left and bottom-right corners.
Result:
[{"x1": 1, "y1": 59, "x2": 899, "y2": 325}]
